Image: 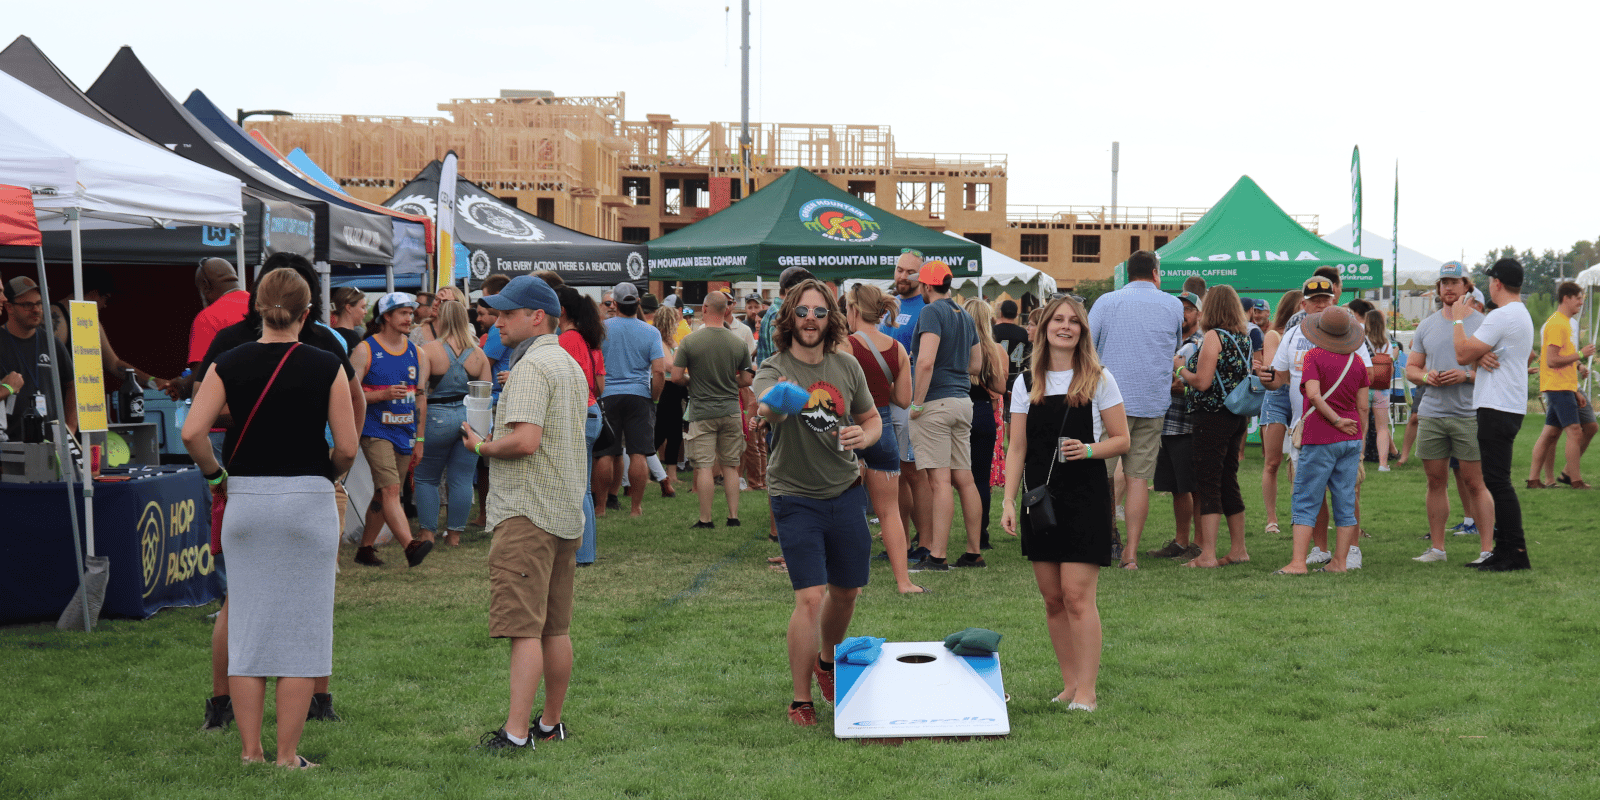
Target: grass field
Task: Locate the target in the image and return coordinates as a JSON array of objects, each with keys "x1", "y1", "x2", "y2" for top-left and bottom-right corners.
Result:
[{"x1": 5, "y1": 416, "x2": 1599, "y2": 799}]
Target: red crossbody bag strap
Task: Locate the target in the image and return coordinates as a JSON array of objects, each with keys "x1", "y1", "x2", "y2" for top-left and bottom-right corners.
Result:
[{"x1": 227, "y1": 343, "x2": 300, "y2": 466}]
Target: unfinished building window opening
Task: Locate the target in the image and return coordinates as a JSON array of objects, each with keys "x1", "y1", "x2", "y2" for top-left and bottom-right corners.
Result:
[
  {"x1": 536, "y1": 197, "x2": 556, "y2": 222},
  {"x1": 848, "y1": 180, "x2": 877, "y2": 206},
  {"x1": 686, "y1": 178, "x2": 710, "y2": 209},
  {"x1": 963, "y1": 183, "x2": 991, "y2": 212},
  {"x1": 1154, "y1": 235, "x2": 1169, "y2": 249},
  {"x1": 663, "y1": 178, "x2": 682, "y2": 215},
  {"x1": 965, "y1": 232, "x2": 992, "y2": 248},
  {"x1": 897, "y1": 181, "x2": 927, "y2": 212},
  {"x1": 1072, "y1": 235, "x2": 1101, "y2": 263},
  {"x1": 622, "y1": 227, "x2": 651, "y2": 244},
  {"x1": 1129, "y1": 236, "x2": 1140, "y2": 253},
  {"x1": 1020, "y1": 233, "x2": 1049, "y2": 264},
  {"x1": 623, "y1": 176, "x2": 651, "y2": 207},
  {"x1": 498, "y1": 196, "x2": 520, "y2": 209}
]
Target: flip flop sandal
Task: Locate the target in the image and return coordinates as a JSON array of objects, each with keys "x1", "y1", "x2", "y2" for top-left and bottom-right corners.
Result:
[
  {"x1": 1572, "y1": 480, "x2": 1592, "y2": 490},
  {"x1": 1264, "y1": 523, "x2": 1280, "y2": 534},
  {"x1": 766, "y1": 556, "x2": 786, "y2": 564},
  {"x1": 768, "y1": 563, "x2": 789, "y2": 573},
  {"x1": 1118, "y1": 561, "x2": 1139, "y2": 570},
  {"x1": 282, "y1": 755, "x2": 318, "y2": 769}
]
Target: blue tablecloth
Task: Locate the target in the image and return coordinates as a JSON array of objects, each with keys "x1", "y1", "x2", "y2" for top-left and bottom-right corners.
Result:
[{"x1": 1, "y1": 466, "x2": 220, "y2": 623}]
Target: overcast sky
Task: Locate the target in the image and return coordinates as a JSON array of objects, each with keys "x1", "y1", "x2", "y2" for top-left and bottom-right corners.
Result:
[{"x1": 9, "y1": 0, "x2": 1596, "y2": 266}]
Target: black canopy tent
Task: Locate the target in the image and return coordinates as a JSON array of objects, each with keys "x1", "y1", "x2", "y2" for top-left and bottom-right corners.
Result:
[
  {"x1": 0, "y1": 36, "x2": 315, "y2": 268},
  {"x1": 384, "y1": 160, "x2": 647, "y2": 287}
]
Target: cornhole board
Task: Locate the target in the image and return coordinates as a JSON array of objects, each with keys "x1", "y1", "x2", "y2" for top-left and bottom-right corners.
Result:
[{"x1": 834, "y1": 641, "x2": 1009, "y2": 741}]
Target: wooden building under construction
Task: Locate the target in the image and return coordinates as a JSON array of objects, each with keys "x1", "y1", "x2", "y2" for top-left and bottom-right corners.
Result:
[{"x1": 247, "y1": 91, "x2": 1317, "y2": 288}]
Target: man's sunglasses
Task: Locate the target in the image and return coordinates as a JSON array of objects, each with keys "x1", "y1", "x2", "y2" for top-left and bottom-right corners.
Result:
[
  {"x1": 1049, "y1": 292, "x2": 1086, "y2": 304},
  {"x1": 792, "y1": 305, "x2": 830, "y2": 319}
]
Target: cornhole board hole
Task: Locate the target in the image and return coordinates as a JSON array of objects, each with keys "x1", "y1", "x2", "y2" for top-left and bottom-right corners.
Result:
[{"x1": 834, "y1": 641, "x2": 1009, "y2": 742}]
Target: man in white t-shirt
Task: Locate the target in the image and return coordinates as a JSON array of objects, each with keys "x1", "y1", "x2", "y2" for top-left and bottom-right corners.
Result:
[
  {"x1": 1450, "y1": 259, "x2": 1536, "y2": 572},
  {"x1": 1263, "y1": 275, "x2": 1374, "y2": 566}
]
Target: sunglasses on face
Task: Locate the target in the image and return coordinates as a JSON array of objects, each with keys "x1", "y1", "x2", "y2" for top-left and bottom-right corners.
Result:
[
  {"x1": 602, "y1": 300, "x2": 615, "y2": 307},
  {"x1": 792, "y1": 305, "x2": 830, "y2": 319}
]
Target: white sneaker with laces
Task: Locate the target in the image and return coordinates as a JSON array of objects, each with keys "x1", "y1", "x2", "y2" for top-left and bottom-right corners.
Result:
[
  {"x1": 1347, "y1": 546, "x2": 1363, "y2": 570},
  {"x1": 1306, "y1": 547, "x2": 1332, "y2": 565},
  {"x1": 1467, "y1": 551, "x2": 1492, "y2": 565},
  {"x1": 1413, "y1": 548, "x2": 1447, "y2": 563}
]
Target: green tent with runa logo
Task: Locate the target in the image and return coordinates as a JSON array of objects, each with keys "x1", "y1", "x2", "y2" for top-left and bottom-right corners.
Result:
[
  {"x1": 1113, "y1": 175, "x2": 1381, "y2": 293},
  {"x1": 646, "y1": 167, "x2": 981, "y2": 283}
]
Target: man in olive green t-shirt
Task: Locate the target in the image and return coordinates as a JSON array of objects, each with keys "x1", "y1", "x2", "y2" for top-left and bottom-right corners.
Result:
[{"x1": 672, "y1": 292, "x2": 755, "y2": 527}]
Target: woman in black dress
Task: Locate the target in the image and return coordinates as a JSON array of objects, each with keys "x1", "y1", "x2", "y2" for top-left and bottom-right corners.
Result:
[{"x1": 999, "y1": 296, "x2": 1129, "y2": 712}]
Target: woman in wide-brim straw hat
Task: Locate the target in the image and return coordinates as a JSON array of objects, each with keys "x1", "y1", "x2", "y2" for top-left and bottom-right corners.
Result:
[{"x1": 1275, "y1": 306, "x2": 1371, "y2": 575}]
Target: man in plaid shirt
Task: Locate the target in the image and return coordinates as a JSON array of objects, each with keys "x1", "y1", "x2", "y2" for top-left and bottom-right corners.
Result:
[
  {"x1": 461, "y1": 275, "x2": 587, "y2": 753},
  {"x1": 1147, "y1": 292, "x2": 1203, "y2": 561}
]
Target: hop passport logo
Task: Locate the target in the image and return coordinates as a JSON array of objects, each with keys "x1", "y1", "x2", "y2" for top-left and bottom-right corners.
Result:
[
  {"x1": 138, "y1": 498, "x2": 210, "y2": 599},
  {"x1": 799, "y1": 199, "x2": 881, "y2": 243}
]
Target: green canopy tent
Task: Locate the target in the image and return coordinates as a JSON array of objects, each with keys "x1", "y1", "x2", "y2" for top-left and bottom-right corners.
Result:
[
  {"x1": 1114, "y1": 175, "x2": 1382, "y2": 295},
  {"x1": 647, "y1": 167, "x2": 981, "y2": 283}
]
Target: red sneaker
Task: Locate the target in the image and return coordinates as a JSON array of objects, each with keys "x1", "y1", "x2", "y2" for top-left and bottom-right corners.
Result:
[
  {"x1": 787, "y1": 702, "x2": 817, "y2": 726},
  {"x1": 813, "y1": 660, "x2": 835, "y2": 704}
]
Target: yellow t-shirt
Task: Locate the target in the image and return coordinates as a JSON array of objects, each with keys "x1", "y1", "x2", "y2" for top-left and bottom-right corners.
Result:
[
  {"x1": 1539, "y1": 312, "x2": 1578, "y2": 392},
  {"x1": 677, "y1": 319, "x2": 692, "y2": 345}
]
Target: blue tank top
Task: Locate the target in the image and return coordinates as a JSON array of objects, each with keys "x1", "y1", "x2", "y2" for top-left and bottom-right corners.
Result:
[
  {"x1": 362, "y1": 335, "x2": 420, "y2": 451},
  {"x1": 430, "y1": 341, "x2": 474, "y2": 399}
]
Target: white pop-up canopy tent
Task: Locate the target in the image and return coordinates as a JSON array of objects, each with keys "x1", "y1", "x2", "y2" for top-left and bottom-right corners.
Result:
[
  {"x1": 0, "y1": 69, "x2": 244, "y2": 293},
  {"x1": 838, "y1": 231, "x2": 1057, "y2": 304},
  {"x1": 1322, "y1": 224, "x2": 1444, "y2": 288},
  {"x1": 0, "y1": 69, "x2": 241, "y2": 632},
  {"x1": 1577, "y1": 265, "x2": 1600, "y2": 394}
]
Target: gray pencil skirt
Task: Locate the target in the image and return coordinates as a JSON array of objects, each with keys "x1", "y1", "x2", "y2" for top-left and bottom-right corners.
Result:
[{"x1": 222, "y1": 475, "x2": 339, "y2": 678}]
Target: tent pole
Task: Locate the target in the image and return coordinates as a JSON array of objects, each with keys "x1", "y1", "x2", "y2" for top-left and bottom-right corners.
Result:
[
  {"x1": 36, "y1": 245, "x2": 89, "y2": 632},
  {"x1": 68, "y1": 210, "x2": 83, "y2": 301},
  {"x1": 236, "y1": 226, "x2": 248, "y2": 290},
  {"x1": 316, "y1": 261, "x2": 333, "y2": 324}
]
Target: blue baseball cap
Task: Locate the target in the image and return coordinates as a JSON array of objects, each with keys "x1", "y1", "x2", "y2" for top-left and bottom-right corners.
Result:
[
  {"x1": 375, "y1": 292, "x2": 418, "y2": 316},
  {"x1": 1438, "y1": 261, "x2": 1467, "y2": 280},
  {"x1": 481, "y1": 275, "x2": 561, "y2": 316}
]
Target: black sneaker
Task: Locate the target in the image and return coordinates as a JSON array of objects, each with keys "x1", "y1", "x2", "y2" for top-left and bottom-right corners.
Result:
[
  {"x1": 873, "y1": 550, "x2": 890, "y2": 561},
  {"x1": 907, "y1": 545, "x2": 931, "y2": 562},
  {"x1": 606, "y1": 494, "x2": 621, "y2": 511},
  {"x1": 909, "y1": 556, "x2": 949, "y2": 573},
  {"x1": 307, "y1": 692, "x2": 341, "y2": 722},
  {"x1": 475, "y1": 727, "x2": 533, "y2": 754},
  {"x1": 532, "y1": 711, "x2": 568, "y2": 741},
  {"x1": 1468, "y1": 552, "x2": 1502, "y2": 569},
  {"x1": 726, "y1": 518, "x2": 741, "y2": 527},
  {"x1": 201, "y1": 695, "x2": 233, "y2": 732},
  {"x1": 354, "y1": 546, "x2": 384, "y2": 567},
  {"x1": 691, "y1": 520, "x2": 716, "y2": 529},
  {"x1": 1479, "y1": 551, "x2": 1531, "y2": 572},
  {"x1": 951, "y1": 552, "x2": 987, "y2": 568},
  {"x1": 404, "y1": 539, "x2": 434, "y2": 567}
]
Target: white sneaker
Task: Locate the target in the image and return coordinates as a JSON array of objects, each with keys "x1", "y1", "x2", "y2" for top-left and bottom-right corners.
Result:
[
  {"x1": 1413, "y1": 548, "x2": 1447, "y2": 563},
  {"x1": 739, "y1": 478, "x2": 749, "y2": 491},
  {"x1": 1347, "y1": 546, "x2": 1363, "y2": 570},
  {"x1": 1378, "y1": 465, "x2": 1392, "y2": 472},
  {"x1": 1467, "y1": 551, "x2": 1492, "y2": 565},
  {"x1": 1306, "y1": 547, "x2": 1332, "y2": 565}
]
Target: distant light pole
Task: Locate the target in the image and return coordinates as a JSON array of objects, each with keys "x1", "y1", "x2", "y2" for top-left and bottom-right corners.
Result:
[{"x1": 236, "y1": 108, "x2": 294, "y2": 127}]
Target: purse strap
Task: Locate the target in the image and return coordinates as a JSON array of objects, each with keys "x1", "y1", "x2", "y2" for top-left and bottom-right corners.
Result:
[
  {"x1": 1021, "y1": 371, "x2": 1075, "y2": 490},
  {"x1": 228, "y1": 343, "x2": 300, "y2": 467},
  {"x1": 851, "y1": 331, "x2": 896, "y2": 395},
  {"x1": 1217, "y1": 329, "x2": 1251, "y2": 395}
]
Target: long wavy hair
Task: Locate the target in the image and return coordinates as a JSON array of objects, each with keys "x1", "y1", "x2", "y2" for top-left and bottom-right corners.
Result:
[
  {"x1": 1027, "y1": 295, "x2": 1102, "y2": 407},
  {"x1": 1364, "y1": 308, "x2": 1388, "y2": 353},
  {"x1": 1271, "y1": 290, "x2": 1302, "y2": 333},
  {"x1": 654, "y1": 306, "x2": 681, "y2": 350},
  {"x1": 435, "y1": 300, "x2": 475, "y2": 355},
  {"x1": 774, "y1": 279, "x2": 848, "y2": 354},
  {"x1": 557, "y1": 286, "x2": 605, "y2": 350},
  {"x1": 963, "y1": 296, "x2": 1002, "y2": 391},
  {"x1": 1200, "y1": 284, "x2": 1247, "y2": 335}
]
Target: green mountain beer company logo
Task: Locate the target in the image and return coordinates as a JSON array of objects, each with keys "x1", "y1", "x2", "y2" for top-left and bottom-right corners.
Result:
[{"x1": 799, "y1": 199, "x2": 881, "y2": 243}]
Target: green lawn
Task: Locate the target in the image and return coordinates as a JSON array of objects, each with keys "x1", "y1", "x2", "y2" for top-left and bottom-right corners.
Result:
[{"x1": 5, "y1": 416, "x2": 1599, "y2": 799}]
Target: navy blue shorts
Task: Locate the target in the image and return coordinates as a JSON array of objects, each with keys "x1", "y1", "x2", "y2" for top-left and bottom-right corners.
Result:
[
  {"x1": 857, "y1": 406, "x2": 900, "y2": 473},
  {"x1": 773, "y1": 485, "x2": 871, "y2": 591},
  {"x1": 1545, "y1": 390, "x2": 1581, "y2": 429}
]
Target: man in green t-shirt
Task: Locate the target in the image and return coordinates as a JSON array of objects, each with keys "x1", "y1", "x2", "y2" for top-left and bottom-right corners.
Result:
[
  {"x1": 672, "y1": 292, "x2": 755, "y2": 527},
  {"x1": 750, "y1": 279, "x2": 881, "y2": 728}
]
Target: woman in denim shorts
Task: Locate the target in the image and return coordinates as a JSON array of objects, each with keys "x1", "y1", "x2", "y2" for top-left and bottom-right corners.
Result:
[
  {"x1": 1256, "y1": 290, "x2": 1301, "y2": 534},
  {"x1": 846, "y1": 284, "x2": 927, "y2": 594}
]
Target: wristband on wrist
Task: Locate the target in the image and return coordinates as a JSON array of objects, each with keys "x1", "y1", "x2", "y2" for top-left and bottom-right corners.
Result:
[
  {"x1": 474, "y1": 441, "x2": 483, "y2": 457},
  {"x1": 909, "y1": 403, "x2": 923, "y2": 412},
  {"x1": 1453, "y1": 319, "x2": 1464, "y2": 326},
  {"x1": 1086, "y1": 443, "x2": 1094, "y2": 460},
  {"x1": 205, "y1": 468, "x2": 227, "y2": 485}
]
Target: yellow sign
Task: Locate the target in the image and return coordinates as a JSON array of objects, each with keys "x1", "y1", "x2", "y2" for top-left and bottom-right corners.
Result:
[{"x1": 70, "y1": 300, "x2": 107, "y2": 432}]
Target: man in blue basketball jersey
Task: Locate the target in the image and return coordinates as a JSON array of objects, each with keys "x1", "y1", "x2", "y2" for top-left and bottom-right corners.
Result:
[{"x1": 352, "y1": 292, "x2": 434, "y2": 567}]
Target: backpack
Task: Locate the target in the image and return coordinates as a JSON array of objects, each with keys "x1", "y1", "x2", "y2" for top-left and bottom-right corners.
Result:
[{"x1": 1369, "y1": 341, "x2": 1394, "y2": 391}]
